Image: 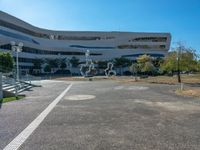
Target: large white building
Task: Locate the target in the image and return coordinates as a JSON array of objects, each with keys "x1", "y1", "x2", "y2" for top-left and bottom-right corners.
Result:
[{"x1": 0, "y1": 11, "x2": 171, "y2": 74}]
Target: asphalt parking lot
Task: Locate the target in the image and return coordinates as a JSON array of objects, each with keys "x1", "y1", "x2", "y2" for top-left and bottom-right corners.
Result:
[{"x1": 1, "y1": 80, "x2": 200, "y2": 150}]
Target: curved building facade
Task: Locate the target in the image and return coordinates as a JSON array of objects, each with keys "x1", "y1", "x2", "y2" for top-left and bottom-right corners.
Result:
[{"x1": 0, "y1": 11, "x2": 171, "y2": 74}]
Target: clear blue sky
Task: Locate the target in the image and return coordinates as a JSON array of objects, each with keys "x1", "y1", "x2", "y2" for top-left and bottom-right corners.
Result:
[{"x1": 0, "y1": 0, "x2": 200, "y2": 52}]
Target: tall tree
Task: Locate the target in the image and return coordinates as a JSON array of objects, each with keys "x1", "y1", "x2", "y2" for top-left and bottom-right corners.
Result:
[
  {"x1": 129, "y1": 63, "x2": 139, "y2": 81},
  {"x1": 137, "y1": 54, "x2": 152, "y2": 64},
  {"x1": 137, "y1": 54, "x2": 156, "y2": 75},
  {"x1": 60, "y1": 62, "x2": 67, "y2": 70},
  {"x1": 70, "y1": 56, "x2": 79, "y2": 67},
  {"x1": 0, "y1": 52, "x2": 14, "y2": 73},
  {"x1": 44, "y1": 64, "x2": 51, "y2": 73},
  {"x1": 114, "y1": 57, "x2": 131, "y2": 75},
  {"x1": 152, "y1": 57, "x2": 164, "y2": 68},
  {"x1": 45, "y1": 59, "x2": 59, "y2": 68},
  {"x1": 160, "y1": 52, "x2": 177, "y2": 74},
  {"x1": 32, "y1": 59, "x2": 43, "y2": 70},
  {"x1": 161, "y1": 43, "x2": 198, "y2": 83},
  {"x1": 197, "y1": 60, "x2": 200, "y2": 72},
  {"x1": 142, "y1": 62, "x2": 156, "y2": 74},
  {"x1": 97, "y1": 61, "x2": 108, "y2": 69},
  {"x1": 114, "y1": 57, "x2": 131, "y2": 67}
]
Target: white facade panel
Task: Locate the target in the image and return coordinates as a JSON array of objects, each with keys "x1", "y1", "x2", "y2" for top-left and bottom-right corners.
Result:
[{"x1": 0, "y1": 11, "x2": 171, "y2": 73}]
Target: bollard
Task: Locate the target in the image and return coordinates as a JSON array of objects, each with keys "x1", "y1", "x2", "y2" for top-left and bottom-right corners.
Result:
[
  {"x1": 180, "y1": 83, "x2": 184, "y2": 91},
  {"x1": 15, "y1": 85, "x2": 18, "y2": 98}
]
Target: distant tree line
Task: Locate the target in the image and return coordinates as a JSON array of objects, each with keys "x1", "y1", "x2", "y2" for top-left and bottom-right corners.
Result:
[
  {"x1": 129, "y1": 42, "x2": 200, "y2": 82},
  {"x1": 0, "y1": 42, "x2": 199, "y2": 83}
]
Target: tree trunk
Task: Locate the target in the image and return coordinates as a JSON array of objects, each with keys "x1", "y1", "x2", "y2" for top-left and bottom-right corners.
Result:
[
  {"x1": 135, "y1": 73, "x2": 138, "y2": 81},
  {"x1": 120, "y1": 66, "x2": 122, "y2": 76},
  {"x1": 177, "y1": 56, "x2": 181, "y2": 83},
  {"x1": 177, "y1": 71, "x2": 181, "y2": 83}
]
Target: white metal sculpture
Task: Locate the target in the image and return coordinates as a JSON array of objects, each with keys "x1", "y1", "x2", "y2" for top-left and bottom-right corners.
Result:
[
  {"x1": 104, "y1": 62, "x2": 116, "y2": 76},
  {"x1": 80, "y1": 50, "x2": 96, "y2": 77}
]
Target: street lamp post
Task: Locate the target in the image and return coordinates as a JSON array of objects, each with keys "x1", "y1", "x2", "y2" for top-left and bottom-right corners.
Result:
[
  {"x1": 11, "y1": 41, "x2": 23, "y2": 81},
  {"x1": 85, "y1": 50, "x2": 90, "y2": 63}
]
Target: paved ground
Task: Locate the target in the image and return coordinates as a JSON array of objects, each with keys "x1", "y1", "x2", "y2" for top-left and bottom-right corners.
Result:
[{"x1": 1, "y1": 80, "x2": 200, "y2": 150}]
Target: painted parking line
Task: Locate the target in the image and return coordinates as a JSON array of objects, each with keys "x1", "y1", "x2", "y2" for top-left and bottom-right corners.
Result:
[{"x1": 3, "y1": 84, "x2": 73, "y2": 150}]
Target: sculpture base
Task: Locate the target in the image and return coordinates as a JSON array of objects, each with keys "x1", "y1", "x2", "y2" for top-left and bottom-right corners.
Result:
[{"x1": 84, "y1": 75, "x2": 93, "y2": 78}]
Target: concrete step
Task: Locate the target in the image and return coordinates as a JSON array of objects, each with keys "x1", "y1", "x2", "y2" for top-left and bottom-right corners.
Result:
[
  {"x1": 5, "y1": 85, "x2": 33, "y2": 94},
  {"x1": 18, "y1": 85, "x2": 33, "y2": 93},
  {"x1": 6, "y1": 88, "x2": 16, "y2": 93},
  {"x1": 2, "y1": 84, "x2": 11, "y2": 87},
  {"x1": 2, "y1": 78, "x2": 35, "y2": 94},
  {"x1": 3, "y1": 83, "x2": 33, "y2": 94},
  {"x1": 3, "y1": 85, "x2": 16, "y2": 90}
]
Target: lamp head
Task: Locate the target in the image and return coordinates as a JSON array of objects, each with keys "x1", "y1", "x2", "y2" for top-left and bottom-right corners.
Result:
[{"x1": 18, "y1": 42, "x2": 23, "y2": 47}]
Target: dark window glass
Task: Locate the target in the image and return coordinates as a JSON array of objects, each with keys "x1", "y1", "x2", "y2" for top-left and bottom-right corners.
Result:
[
  {"x1": 0, "y1": 20, "x2": 102, "y2": 41},
  {"x1": 70, "y1": 45, "x2": 115, "y2": 49},
  {"x1": 122, "y1": 54, "x2": 164, "y2": 58},
  {"x1": 0, "y1": 44, "x2": 102, "y2": 56},
  {"x1": 0, "y1": 29, "x2": 40, "y2": 44},
  {"x1": 130, "y1": 37, "x2": 167, "y2": 42}
]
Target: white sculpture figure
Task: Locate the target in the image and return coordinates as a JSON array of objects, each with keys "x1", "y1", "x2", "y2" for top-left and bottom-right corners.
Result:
[
  {"x1": 104, "y1": 62, "x2": 116, "y2": 76},
  {"x1": 85, "y1": 50, "x2": 90, "y2": 61},
  {"x1": 80, "y1": 50, "x2": 96, "y2": 77}
]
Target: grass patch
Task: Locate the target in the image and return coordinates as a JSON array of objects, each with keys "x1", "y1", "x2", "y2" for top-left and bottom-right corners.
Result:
[
  {"x1": 55, "y1": 74, "x2": 200, "y2": 85},
  {"x1": 176, "y1": 88, "x2": 200, "y2": 97},
  {"x1": 142, "y1": 74, "x2": 200, "y2": 85},
  {"x1": 116, "y1": 74, "x2": 200, "y2": 85},
  {"x1": 0, "y1": 95, "x2": 25, "y2": 103}
]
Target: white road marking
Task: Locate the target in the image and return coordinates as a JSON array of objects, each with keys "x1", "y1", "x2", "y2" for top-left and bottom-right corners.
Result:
[
  {"x1": 114, "y1": 86, "x2": 124, "y2": 90},
  {"x1": 127, "y1": 86, "x2": 149, "y2": 90},
  {"x1": 65, "y1": 95, "x2": 95, "y2": 101},
  {"x1": 114, "y1": 86, "x2": 149, "y2": 91},
  {"x1": 3, "y1": 84, "x2": 73, "y2": 150}
]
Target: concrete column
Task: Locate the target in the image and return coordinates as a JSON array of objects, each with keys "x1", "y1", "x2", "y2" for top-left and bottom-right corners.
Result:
[{"x1": 0, "y1": 72, "x2": 3, "y2": 99}]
